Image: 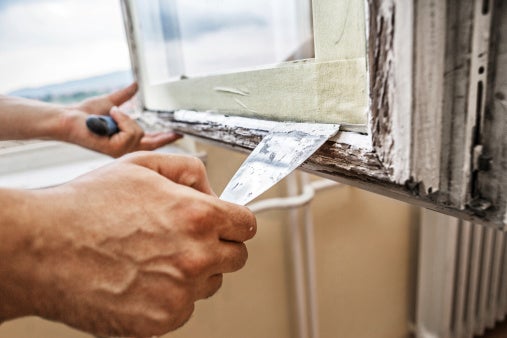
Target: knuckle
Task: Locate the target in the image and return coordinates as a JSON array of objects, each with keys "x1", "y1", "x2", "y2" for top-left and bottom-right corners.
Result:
[
  {"x1": 181, "y1": 156, "x2": 207, "y2": 185},
  {"x1": 138, "y1": 316, "x2": 171, "y2": 337},
  {"x1": 113, "y1": 310, "x2": 171, "y2": 338},
  {"x1": 172, "y1": 303, "x2": 195, "y2": 331},
  {"x1": 188, "y1": 155, "x2": 206, "y2": 172},
  {"x1": 142, "y1": 307, "x2": 191, "y2": 337},
  {"x1": 169, "y1": 286, "x2": 194, "y2": 310},
  {"x1": 204, "y1": 274, "x2": 223, "y2": 299},
  {"x1": 185, "y1": 203, "x2": 216, "y2": 234},
  {"x1": 179, "y1": 252, "x2": 213, "y2": 279},
  {"x1": 141, "y1": 288, "x2": 194, "y2": 335}
]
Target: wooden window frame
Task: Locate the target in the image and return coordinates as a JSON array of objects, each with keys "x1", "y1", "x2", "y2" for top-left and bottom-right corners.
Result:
[{"x1": 121, "y1": 0, "x2": 507, "y2": 228}]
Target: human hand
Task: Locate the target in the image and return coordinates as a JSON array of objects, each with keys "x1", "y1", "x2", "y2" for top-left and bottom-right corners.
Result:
[
  {"x1": 61, "y1": 83, "x2": 182, "y2": 157},
  {"x1": 0, "y1": 152, "x2": 256, "y2": 337}
]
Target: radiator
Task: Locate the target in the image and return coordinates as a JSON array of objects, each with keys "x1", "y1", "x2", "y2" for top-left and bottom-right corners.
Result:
[{"x1": 416, "y1": 210, "x2": 507, "y2": 338}]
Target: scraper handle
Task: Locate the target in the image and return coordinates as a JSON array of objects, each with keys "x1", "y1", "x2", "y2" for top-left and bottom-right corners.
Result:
[{"x1": 86, "y1": 115, "x2": 119, "y2": 137}]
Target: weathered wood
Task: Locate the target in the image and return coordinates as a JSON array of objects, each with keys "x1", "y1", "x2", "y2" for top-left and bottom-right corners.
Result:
[
  {"x1": 158, "y1": 110, "x2": 388, "y2": 180},
  {"x1": 367, "y1": 0, "x2": 397, "y2": 179},
  {"x1": 476, "y1": 0, "x2": 507, "y2": 228},
  {"x1": 440, "y1": 0, "x2": 475, "y2": 208},
  {"x1": 155, "y1": 110, "x2": 487, "y2": 224},
  {"x1": 366, "y1": 0, "x2": 414, "y2": 185}
]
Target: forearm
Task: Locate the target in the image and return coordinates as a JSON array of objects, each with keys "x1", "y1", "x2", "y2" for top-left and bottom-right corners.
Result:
[
  {"x1": 0, "y1": 188, "x2": 42, "y2": 320},
  {"x1": 0, "y1": 95, "x2": 68, "y2": 141}
]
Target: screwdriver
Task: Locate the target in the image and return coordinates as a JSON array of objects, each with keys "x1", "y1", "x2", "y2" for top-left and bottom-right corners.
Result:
[{"x1": 86, "y1": 115, "x2": 119, "y2": 136}]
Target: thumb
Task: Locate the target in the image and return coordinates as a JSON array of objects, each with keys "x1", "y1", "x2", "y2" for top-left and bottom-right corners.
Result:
[
  {"x1": 107, "y1": 82, "x2": 138, "y2": 107},
  {"x1": 110, "y1": 106, "x2": 139, "y2": 134}
]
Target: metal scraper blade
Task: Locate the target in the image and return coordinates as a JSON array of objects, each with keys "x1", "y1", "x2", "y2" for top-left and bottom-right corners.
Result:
[{"x1": 220, "y1": 122, "x2": 340, "y2": 206}]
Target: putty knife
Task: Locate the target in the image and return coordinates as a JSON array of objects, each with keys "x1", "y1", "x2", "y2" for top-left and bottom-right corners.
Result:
[{"x1": 220, "y1": 122, "x2": 340, "y2": 206}]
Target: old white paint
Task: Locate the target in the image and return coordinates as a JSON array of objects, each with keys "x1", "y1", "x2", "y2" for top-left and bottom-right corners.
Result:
[
  {"x1": 412, "y1": 0, "x2": 447, "y2": 193},
  {"x1": 382, "y1": 0, "x2": 414, "y2": 184}
]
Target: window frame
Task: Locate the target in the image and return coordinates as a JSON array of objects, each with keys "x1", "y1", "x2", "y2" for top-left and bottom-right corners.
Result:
[{"x1": 121, "y1": 0, "x2": 506, "y2": 228}]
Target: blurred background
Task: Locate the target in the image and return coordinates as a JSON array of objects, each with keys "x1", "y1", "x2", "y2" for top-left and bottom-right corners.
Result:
[
  {"x1": 1, "y1": 1, "x2": 505, "y2": 338},
  {"x1": 0, "y1": 0, "x2": 131, "y2": 101}
]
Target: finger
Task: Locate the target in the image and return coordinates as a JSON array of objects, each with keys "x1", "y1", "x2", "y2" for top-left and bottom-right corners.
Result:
[
  {"x1": 108, "y1": 82, "x2": 138, "y2": 107},
  {"x1": 215, "y1": 242, "x2": 249, "y2": 273},
  {"x1": 110, "y1": 106, "x2": 142, "y2": 135},
  {"x1": 218, "y1": 204, "x2": 257, "y2": 243},
  {"x1": 78, "y1": 83, "x2": 137, "y2": 116},
  {"x1": 195, "y1": 274, "x2": 223, "y2": 300},
  {"x1": 122, "y1": 152, "x2": 214, "y2": 195},
  {"x1": 109, "y1": 107, "x2": 144, "y2": 150},
  {"x1": 170, "y1": 303, "x2": 195, "y2": 332},
  {"x1": 138, "y1": 132, "x2": 183, "y2": 151}
]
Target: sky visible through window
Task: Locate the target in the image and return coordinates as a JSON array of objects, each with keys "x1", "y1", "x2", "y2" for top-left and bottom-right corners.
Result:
[
  {"x1": 0, "y1": 0, "x2": 131, "y2": 95},
  {"x1": 0, "y1": 0, "x2": 313, "y2": 102}
]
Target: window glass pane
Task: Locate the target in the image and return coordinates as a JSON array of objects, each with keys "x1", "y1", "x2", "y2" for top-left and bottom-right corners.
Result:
[{"x1": 133, "y1": 0, "x2": 313, "y2": 85}]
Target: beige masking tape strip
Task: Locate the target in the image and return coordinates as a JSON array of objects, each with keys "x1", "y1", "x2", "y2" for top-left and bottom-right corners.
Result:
[{"x1": 144, "y1": 57, "x2": 368, "y2": 125}]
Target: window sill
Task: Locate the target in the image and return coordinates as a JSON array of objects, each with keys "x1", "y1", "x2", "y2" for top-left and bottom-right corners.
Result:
[{"x1": 0, "y1": 141, "x2": 201, "y2": 189}]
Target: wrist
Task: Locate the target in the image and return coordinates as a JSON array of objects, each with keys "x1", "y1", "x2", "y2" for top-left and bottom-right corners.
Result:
[
  {"x1": 0, "y1": 187, "x2": 69, "y2": 321},
  {"x1": 0, "y1": 188, "x2": 40, "y2": 319},
  {"x1": 51, "y1": 106, "x2": 79, "y2": 143}
]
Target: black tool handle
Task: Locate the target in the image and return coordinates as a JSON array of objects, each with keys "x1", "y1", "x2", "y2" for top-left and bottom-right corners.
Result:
[{"x1": 86, "y1": 115, "x2": 119, "y2": 137}]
